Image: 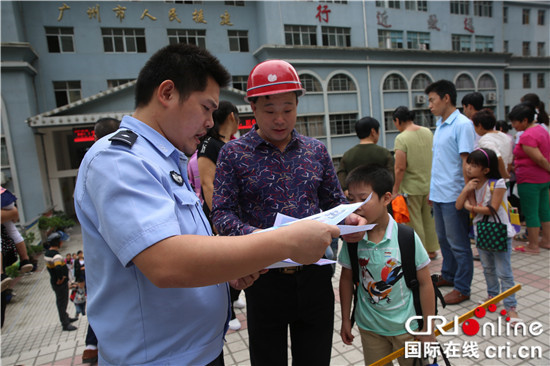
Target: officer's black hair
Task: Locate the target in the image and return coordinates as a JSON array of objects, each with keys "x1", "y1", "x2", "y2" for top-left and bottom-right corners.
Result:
[
  {"x1": 355, "y1": 117, "x2": 380, "y2": 139},
  {"x1": 425, "y1": 79, "x2": 457, "y2": 106},
  {"x1": 135, "y1": 44, "x2": 231, "y2": 108}
]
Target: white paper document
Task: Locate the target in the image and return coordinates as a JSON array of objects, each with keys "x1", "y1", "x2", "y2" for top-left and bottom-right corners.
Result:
[{"x1": 261, "y1": 194, "x2": 375, "y2": 269}]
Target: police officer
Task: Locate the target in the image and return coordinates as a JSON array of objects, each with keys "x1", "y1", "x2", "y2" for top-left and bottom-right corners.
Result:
[{"x1": 74, "y1": 44, "x2": 340, "y2": 365}]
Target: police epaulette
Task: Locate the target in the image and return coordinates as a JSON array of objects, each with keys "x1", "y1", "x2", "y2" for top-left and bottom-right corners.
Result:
[{"x1": 109, "y1": 129, "x2": 138, "y2": 147}]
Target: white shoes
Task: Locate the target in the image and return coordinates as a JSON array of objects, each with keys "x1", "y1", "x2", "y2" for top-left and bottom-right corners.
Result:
[
  {"x1": 233, "y1": 298, "x2": 246, "y2": 309},
  {"x1": 228, "y1": 318, "x2": 241, "y2": 330}
]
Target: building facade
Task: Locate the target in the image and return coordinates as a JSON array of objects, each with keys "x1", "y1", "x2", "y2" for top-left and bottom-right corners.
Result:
[{"x1": 1, "y1": 0, "x2": 549, "y2": 221}]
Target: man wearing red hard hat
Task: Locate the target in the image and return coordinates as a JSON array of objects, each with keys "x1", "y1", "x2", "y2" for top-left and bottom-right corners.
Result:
[{"x1": 212, "y1": 60, "x2": 367, "y2": 365}]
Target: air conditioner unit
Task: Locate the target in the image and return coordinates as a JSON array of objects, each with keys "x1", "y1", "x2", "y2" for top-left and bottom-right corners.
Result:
[
  {"x1": 415, "y1": 95, "x2": 427, "y2": 105},
  {"x1": 486, "y1": 92, "x2": 497, "y2": 103}
]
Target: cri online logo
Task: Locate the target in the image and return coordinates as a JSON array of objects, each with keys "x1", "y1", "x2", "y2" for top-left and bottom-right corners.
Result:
[{"x1": 406, "y1": 305, "x2": 544, "y2": 337}]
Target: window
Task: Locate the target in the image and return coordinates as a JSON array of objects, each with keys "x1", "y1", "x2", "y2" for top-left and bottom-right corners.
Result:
[
  {"x1": 296, "y1": 115, "x2": 325, "y2": 137},
  {"x1": 522, "y1": 42, "x2": 531, "y2": 56},
  {"x1": 538, "y1": 42, "x2": 545, "y2": 56},
  {"x1": 523, "y1": 73, "x2": 531, "y2": 88},
  {"x1": 411, "y1": 74, "x2": 432, "y2": 90},
  {"x1": 522, "y1": 9, "x2": 530, "y2": 24},
  {"x1": 407, "y1": 32, "x2": 430, "y2": 50},
  {"x1": 328, "y1": 74, "x2": 356, "y2": 91},
  {"x1": 475, "y1": 36, "x2": 493, "y2": 52},
  {"x1": 329, "y1": 113, "x2": 357, "y2": 135},
  {"x1": 300, "y1": 74, "x2": 322, "y2": 93},
  {"x1": 107, "y1": 79, "x2": 133, "y2": 88},
  {"x1": 503, "y1": 40, "x2": 508, "y2": 53},
  {"x1": 232, "y1": 76, "x2": 247, "y2": 91},
  {"x1": 167, "y1": 29, "x2": 206, "y2": 48},
  {"x1": 452, "y1": 34, "x2": 471, "y2": 51},
  {"x1": 320, "y1": 0, "x2": 348, "y2": 3},
  {"x1": 473, "y1": 1, "x2": 492, "y2": 17},
  {"x1": 224, "y1": 1, "x2": 244, "y2": 5},
  {"x1": 378, "y1": 30, "x2": 404, "y2": 49},
  {"x1": 53, "y1": 81, "x2": 81, "y2": 107},
  {"x1": 376, "y1": 1, "x2": 400, "y2": 9},
  {"x1": 228, "y1": 30, "x2": 249, "y2": 52},
  {"x1": 384, "y1": 111, "x2": 397, "y2": 131},
  {"x1": 503, "y1": 7, "x2": 508, "y2": 23},
  {"x1": 537, "y1": 73, "x2": 545, "y2": 88},
  {"x1": 538, "y1": 10, "x2": 545, "y2": 25},
  {"x1": 322, "y1": 26, "x2": 351, "y2": 47},
  {"x1": 102, "y1": 28, "x2": 146, "y2": 53},
  {"x1": 383, "y1": 74, "x2": 407, "y2": 91},
  {"x1": 405, "y1": 1, "x2": 427, "y2": 11},
  {"x1": 415, "y1": 109, "x2": 435, "y2": 128},
  {"x1": 478, "y1": 74, "x2": 496, "y2": 89},
  {"x1": 456, "y1": 74, "x2": 475, "y2": 89},
  {"x1": 45, "y1": 27, "x2": 74, "y2": 53},
  {"x1": 504, "y1": 73, "x2": 509, "y2": 89},
  {"x1": 284, "y1": 25, "x2": 317, "y2": 46},
  {"x1": 450, "y1": 1, "x2": 469, "y2": 15}
]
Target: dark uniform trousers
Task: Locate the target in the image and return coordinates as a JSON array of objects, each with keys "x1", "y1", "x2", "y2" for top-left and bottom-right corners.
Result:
[{"x1": 245, "y1": 264, "x2": 334, "y2": 366}]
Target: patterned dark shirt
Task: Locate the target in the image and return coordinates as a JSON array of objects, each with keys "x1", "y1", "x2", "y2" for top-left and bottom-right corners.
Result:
[{"x1": 212, "y1": 127, "x2": 346, "y2": 236}]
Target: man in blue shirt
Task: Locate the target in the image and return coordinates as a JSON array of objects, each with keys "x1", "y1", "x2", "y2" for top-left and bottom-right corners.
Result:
[
  {"x1": 212, "y1": 60, "x2": 366, "y2": 366},
  {"x1": 74, "y1": 44, "x2": 340, "y2": 365},
  {"x1": 425, "y1": 80, "x2": 476, "y2": 306}
]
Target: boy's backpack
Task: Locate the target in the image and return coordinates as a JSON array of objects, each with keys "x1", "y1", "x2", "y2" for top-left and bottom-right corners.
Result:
[
  {"x1": 488, "y1": 179, "x2": 520, "y2": 233},
  {"x1": 349, "y1": 223, "x2": 445, "y2": 330}
]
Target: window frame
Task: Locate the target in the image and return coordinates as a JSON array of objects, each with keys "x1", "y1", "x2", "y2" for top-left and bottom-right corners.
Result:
[
  {"x1": 231, "y1": 75, "x2": 248, "y2": 91},
  {"x1": 473, "y1": 1, "x2": 492, "y2": 17},
  {"x1": 295, "y1": 115, "x2": 326, "y2": 137},
  {"x1": 450, "y1": 1, "x2": 470, "y2": 15},
  {"x1": 522, "y1": 9, "x2": 530, "y2": 24},
  {"x1": 107, "y1": 79, "x2": 134, "y2": 89},
  {"x1": 474, "y1": 35, "x2": 494, "y2": 52},
  {"x1": 537, "y1": 73, "x2": 545, "y2": 88},
  {"x1": 383, "y1": 74, "x2": 407, "y2": 91},
  {"x1": 167, "y1": 29, "x2": 206, "y2": 48},
  {"x1": 378, "y1": 29, "x2": 404, "y2": 49},
  {"x1": 537, "y1": 42, "x2": 546, "y2": 57},
  {"x1": 101, "y1": 28, "x2": 146, "y2": 53},
  {"x1": 284, "y1": 25, "x2": 317, "y2": 46},
  {"x1": 328, "y1": 74, "x2": 357, "y2": 92},
  {"x1": 321, "y1": 26, "x2": 351, "y2": 47},
  {"x1": 405, "y1": 1, "x2": 428, "y2": 12},
  {"x1": 53, "y1": 80, "x2": 82, "y2": 107},
  {"x1": 522, "y1": 73, "x2": 531, "y2": 89},
  {"x1": 329, "y1": 113, "x2": 358, "y2": 135},
  {"x1": 45, "y1": 26, "x2": 75, "y2": 53},
  {"x1": 538, "y1": 9, "x2": 545, "y2": 25},
  {"x1": 407, "y1": 31, "x2": 430, "y2": 50},
  {"x1": 228, "y1": 30, "x2": 249, "y2": 52},
  {"x1": 299, "y1": 74, "x2": 323, "y2": 93},
  {"x1": 522, "y1": 41, "x2": 531, "y2": 56},
  {"x1": 452, "y1": 34, "x2": 471, "y2": 52}
]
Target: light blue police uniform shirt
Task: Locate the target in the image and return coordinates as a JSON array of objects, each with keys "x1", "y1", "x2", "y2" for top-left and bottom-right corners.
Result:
[
  {"x1": 74, "y1": 116, "x2": 230, "y2": 365},
  {"x1": 430, "y1": 109, "x2": 475, "y2": 203}
]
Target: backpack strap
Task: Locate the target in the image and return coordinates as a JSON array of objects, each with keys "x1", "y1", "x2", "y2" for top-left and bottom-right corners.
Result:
[
  {"x1": 397, "y1": 224, "x2": 423, "y2": 329},
  {"x1": 348, "y1": 241, "x2": 359, "y2": 327}
]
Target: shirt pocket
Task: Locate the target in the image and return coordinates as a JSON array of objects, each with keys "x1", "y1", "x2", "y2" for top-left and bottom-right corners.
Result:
[{"x1": 172, "y1": 188, "x2": 208, "y2": 234}]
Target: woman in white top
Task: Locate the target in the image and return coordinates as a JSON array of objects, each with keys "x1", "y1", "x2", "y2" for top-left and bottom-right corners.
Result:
[{"x1": 472, "y1": 109, "x2": 513, "y2": 180}]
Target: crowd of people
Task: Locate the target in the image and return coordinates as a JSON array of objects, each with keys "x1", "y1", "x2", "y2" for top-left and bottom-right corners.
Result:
[{"x1": 1, "y1": 42, "x2": 548, "y2": 365}]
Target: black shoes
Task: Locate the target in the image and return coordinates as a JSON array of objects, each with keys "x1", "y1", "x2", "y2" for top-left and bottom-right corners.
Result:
[{"x1": 63, "y1": 324, "x2": 77, "y2": 331}]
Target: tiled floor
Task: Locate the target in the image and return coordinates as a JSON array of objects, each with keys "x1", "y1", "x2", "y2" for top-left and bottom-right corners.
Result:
[{"x1": 1, "y1": 225, "x2": 549, "y2": 365}]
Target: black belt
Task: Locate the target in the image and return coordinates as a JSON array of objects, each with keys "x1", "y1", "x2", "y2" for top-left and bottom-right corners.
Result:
[{"x1": 277, "y1": 266, "x2": 303, "y2": 274}]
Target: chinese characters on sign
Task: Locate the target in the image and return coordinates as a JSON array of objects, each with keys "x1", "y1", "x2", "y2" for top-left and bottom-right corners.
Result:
[
  {"x1": 141, "y1": 9, "x2": 157, "y2": 21},
  {"x1": 220, "y1": 10, "x2": 233, "y2": 26},
  {"x1": 87, "y1": 4, "x2": 101, "y2": 23},
  {"x1": 315, "y1": 5, "x2": 331, "y2": 23},
  {"x1": 55, "y1": 3, "x2": 232, "y2": 25},
  {"x1": 377, "y1": 11, "x2": 392, "y2": 28},
  {"x1": 428, "y1": 14, "x2": 440, "y2": 31},
  {"x1": 464, "y1": 17, "x2": 475, "y2": 33},
  {"x1": 113, "y1": 5, "x2": 127, "y2": 22},
  {"x1": 57, "y1": 3, "x2": 70, "y2": 21}
]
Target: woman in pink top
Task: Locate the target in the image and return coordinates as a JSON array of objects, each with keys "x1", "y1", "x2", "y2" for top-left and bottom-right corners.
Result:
[{"x1": 510, "y1": 102, "x2": 550, "y2": 253}]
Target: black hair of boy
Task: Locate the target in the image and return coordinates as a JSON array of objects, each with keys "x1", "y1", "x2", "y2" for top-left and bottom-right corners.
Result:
[
  {"x1": 424, "y1": 79, "x2": 457, "y2": 106},
  {"x1": 345, "y1": 164, "x2": 394, "y2": 199},
  {"x1": 508, "y1": 102, "x2": 536, "y2": 122},
  {"x1": 466, "y1": 148, "x2": 501, "y2": 180},
  {"x1": 135, "y1": 43, "x2": 231, "y2": 108},
  {"x1": 355, "y1": 117, "x2": 380, "y2": 139},
  {"x1": 392, "y1": 106, "x2": 415, "y2": 122},
  {"x1": 94, "y1": 118, "x2": 121, "y2": 140},
  {"x1": 472, "y1": 108, "x2": 496, "y2": 130},
  {"x1": 461, "y1": 92, "x2": 484, "y2": 111}
]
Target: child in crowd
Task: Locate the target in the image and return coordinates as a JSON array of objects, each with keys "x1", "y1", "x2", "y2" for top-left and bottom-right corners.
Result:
[
  {"x1": 71, "y1": 278, "x2": 87, "y2": 318},
  {"x1": 338, "y1": 165, "x2": 435, "y2": 366},
  {"x1": 1, "y1": 187, "x2": 33, "y2": 281},
  {"x1": 456, "y1": 148, "x2": 521, "y2": 324}
]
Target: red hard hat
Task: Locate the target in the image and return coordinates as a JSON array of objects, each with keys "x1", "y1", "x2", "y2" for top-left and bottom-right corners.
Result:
[{"x1": 245, "y1": 60, "x2": 306, "y2": 102}]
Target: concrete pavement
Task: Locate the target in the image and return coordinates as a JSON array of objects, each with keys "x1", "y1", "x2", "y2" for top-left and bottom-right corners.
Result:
[{"x1": 1, "y1": 224, "x2": 549, "y2": 365}]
